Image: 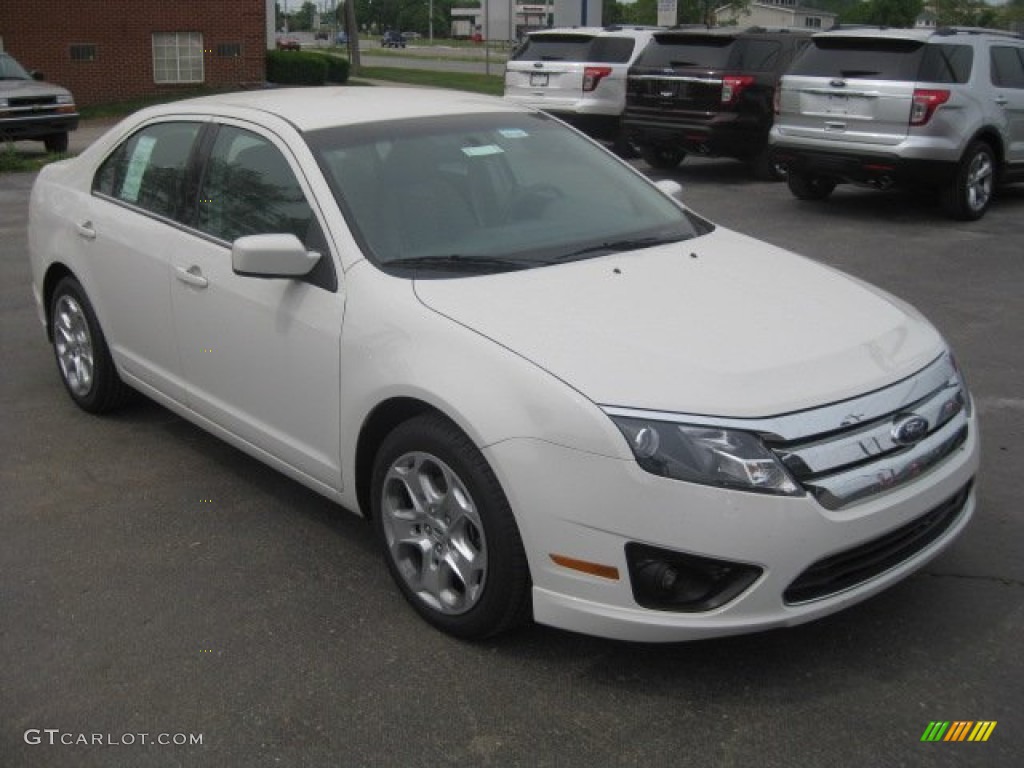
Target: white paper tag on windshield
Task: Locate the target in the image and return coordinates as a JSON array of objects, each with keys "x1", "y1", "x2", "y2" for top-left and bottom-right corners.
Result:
[{"x1": 462, "y1": 145, "x2": 504, "y2": 157}]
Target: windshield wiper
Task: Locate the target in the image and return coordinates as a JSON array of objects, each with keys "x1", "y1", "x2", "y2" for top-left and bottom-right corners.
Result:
[
  {"x1": 839, "y1": 69, "x2": 879, "y2": 78},
  {"x1": 383, "y1": 254, "x2": 535, "y2": 273},
  {"x1": 549, "y1": 235, "x2": 687, "y2": 263}
]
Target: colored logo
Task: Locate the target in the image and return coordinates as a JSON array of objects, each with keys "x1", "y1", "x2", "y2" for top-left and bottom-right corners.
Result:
[{"x1": 921, "y1": 721, "x2": 997, "y2": 742}]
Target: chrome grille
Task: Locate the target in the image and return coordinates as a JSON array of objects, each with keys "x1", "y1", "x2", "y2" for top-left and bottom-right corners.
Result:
[{"x1": 765, "y1": 354, "x2": 970, "y2": 509}]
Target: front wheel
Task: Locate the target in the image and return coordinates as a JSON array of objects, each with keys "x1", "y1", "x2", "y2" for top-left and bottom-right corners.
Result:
[
  {"x1": 371, "y1": 413, "x2": 531, "y2": 639},
  {"x1": 787, "y1": 171, "x2": 837, "y2": 201},
  {"x1": 50, "y1": 276, "x2": 132, "y2": 413},
  {"x1": 940, "y1": 141, "x2": 995, "y2": 221},
  {"x1": 44, "y1": 132, "x2": 69, "y2": 153},
  {"x1": 640, "y1": 146, "x2": 685, "y2": 170}
]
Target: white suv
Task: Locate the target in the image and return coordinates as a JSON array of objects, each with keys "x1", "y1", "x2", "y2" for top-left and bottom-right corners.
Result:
[
  {"x1": 771, "y1": 27, "x2": 1024, "y2": 219},
  {"x1": 504, "y1": 25, "x2": 658, "y2": 151}
]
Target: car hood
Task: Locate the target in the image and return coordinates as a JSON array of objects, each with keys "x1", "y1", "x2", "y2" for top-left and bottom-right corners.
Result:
[
  {"x1": 413, "y1": 227, "x2": 944, "y2": 418},
  {"x1": 0, "y1": 79, "x2": 71, "y2": 100}
]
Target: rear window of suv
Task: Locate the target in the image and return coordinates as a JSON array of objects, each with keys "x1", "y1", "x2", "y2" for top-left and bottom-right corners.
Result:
[
  {"x1": 789, "y1": 38, "x2": 972, "y2": 84},
  {"x1": 636, "y1": 35, "x2": 781, "y2": 72},
  {"x1": 512, "y1": 34, "x2": 637, "y2": 64}
]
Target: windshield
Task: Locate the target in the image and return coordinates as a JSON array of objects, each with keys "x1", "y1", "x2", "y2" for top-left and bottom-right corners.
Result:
[
  {"x1": 307, "y1": 112, "x2": 707, "y2": 277},
  {"x1": 0, "y1": 53, "x2": 32, "y2": 80}
]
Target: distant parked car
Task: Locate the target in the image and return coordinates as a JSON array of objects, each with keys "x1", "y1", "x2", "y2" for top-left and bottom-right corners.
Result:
[
  {"x1": 315, "y1": 31, "x2": 329, "y2": 40},
  {"x1": 0, "y1": 51, "x2": 78, "y2": 153},
  {"x1": 402, "y1": 32, "x2": 421, "y2": 40},
  {"x1": 624, "y1": 27, "x2": 813, "y2": 179},
  {"x1": 335, "y1": 32, "x2": 349, "y2": 46},
  {"x1": 771, "y1": 26, "x2": 1024, "y2": 220},
  {"x1": 382, "y1": 31, "x2": 406, "y2": 49},
  {"x1": 276, "y1": 37, "x2": 301, "y2": 51}
]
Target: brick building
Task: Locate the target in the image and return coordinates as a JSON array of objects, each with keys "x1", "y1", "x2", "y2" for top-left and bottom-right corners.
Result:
[{"x1": 0, "y1": 0, "x2": 273, "y2": 107}]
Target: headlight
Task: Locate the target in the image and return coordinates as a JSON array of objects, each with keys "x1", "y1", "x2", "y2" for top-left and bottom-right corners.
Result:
[
  {"x1": 0, "y1": 98, "x2": 9, "y2": 108},
  {"x1": 56, "y1": 94, "x2": 74, "y2": 105},
  {"x1": 610, "y1": 415, "x2": 802, "y2": 496}
]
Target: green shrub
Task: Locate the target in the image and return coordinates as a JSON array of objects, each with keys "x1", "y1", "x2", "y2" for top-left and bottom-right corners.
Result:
[
  {"x1": 314, "y1": 54, "x2": 350, "y2": 84},
  {"x1": 266, "y1": 51, "x2": 329, "y2": 85}
]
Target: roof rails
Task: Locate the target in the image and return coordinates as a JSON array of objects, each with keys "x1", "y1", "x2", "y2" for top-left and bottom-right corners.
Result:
[{"x1": 935, "y1": 26, "x2": 1023, "y2": 39}]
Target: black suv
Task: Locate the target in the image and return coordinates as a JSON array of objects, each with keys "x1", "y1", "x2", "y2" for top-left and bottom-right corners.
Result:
[{"x1": 624, "y1": 27, "x2": 813, "y2": 179}]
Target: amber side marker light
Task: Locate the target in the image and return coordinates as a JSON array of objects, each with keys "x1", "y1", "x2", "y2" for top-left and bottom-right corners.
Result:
[{"x1": 550, "y1": 554, "x2": 620, "y2": 580}]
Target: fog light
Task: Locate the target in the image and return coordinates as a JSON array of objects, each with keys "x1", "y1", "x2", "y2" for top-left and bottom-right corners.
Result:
[{"x1": 626, "y1": 543, "x2": 762, "y2": 612}]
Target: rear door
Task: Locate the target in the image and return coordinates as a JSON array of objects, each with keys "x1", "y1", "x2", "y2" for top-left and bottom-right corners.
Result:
[
  {"x1": 990, "y1": 44, "x2": 1024, "y2": 165},
  {"x1": 504, "y1": 33, "x2": 594, "y2": 109},
  {"x1": 778, "y1": 36, "x2": 924, "y2": 146}
]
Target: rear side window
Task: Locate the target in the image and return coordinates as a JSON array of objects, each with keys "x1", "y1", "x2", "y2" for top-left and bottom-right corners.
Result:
[
  {"x1": 990, "y1": 46, "x2": 1024, "y2": 89},
  {"x1": 589, "y1": 37, "x2": 636, "y2": 64},
  {"x1": 93, "y1": 121, "x2": 201, "y2": 221},
  {"x1": 636, "y1": 35, "x2": 736, "y2": 69},
  {"x1": 918, "y1": 44, "x2": 973, "y2": 84},
  {"x1": 789, "y1": 37, "x2": 925, "y2": 81},
  {"x1": 512, "y1": 35, "x2": 595, "y2": 62}
]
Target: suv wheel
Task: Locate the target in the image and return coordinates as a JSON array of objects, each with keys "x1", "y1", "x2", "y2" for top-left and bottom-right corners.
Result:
[
  {"x1": 787, "y1": 171, "x2": 836, "y2": 201},
  {"x1": 940, "y1": 141, "x2": 995, "y2": 221},
  {"x1": 641, "y1": 146, "x2": 685, "y2": 170},
  {"x1": 44, "y1": 133, "x2": 69, "y2": 153}
]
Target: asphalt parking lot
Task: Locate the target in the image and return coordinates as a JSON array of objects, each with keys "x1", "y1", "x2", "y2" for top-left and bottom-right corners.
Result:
[{"x1": 1, "y1": 124, "x2": 1022, "y2": 768}]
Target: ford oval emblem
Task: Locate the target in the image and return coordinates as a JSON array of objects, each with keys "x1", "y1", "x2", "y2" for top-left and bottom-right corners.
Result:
[{"x1": 891, "y1": 414, "x2": 929, "y2": 446}]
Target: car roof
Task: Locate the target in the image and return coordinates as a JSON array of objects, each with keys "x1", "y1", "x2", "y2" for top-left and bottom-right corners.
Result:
[
  {"x1": 528, "y1": 26, "x2": 659, "y2": 39},
  {"x1": 141, "y1": 87, "x2": 526, "y2": 133}
]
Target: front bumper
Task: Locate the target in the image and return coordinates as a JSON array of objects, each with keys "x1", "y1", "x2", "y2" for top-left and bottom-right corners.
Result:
[
  {"x1": 485, "y1": 411, "x2": 979, "y2": 642},
  {"x1": 0, "y1": 111, "x2": 79, "y2": 141}
]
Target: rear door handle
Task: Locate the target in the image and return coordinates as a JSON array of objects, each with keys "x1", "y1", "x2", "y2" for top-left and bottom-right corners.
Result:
[
  {"x1": 175, "y1": 265, "x2": 209, "y2": 289},
  {"x1": 76, "y1": 221, "x2": 96, "y2": 240},
  {"x1": 994, "y1": 96, "x2": 1008, "y2": 106}
]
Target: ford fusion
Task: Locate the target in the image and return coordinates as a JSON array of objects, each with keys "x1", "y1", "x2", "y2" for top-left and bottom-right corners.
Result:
[{"x1": 28, "y1": 88, "x2": 979, "y2": 641}]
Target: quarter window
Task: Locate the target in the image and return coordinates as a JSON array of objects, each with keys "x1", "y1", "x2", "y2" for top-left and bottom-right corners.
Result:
[
  {"x1": 153, "y1": 32, "x2": 204, "y2": 84},
  {"x1": 991, "y1": 46, "x2": 1024, "y2": 89},
  {"x1": 918, "y1": 44, "x2": 972, "y2": 84},
  {"x1": 93, "y1": 121, "x2": 201, "y2": 221}
]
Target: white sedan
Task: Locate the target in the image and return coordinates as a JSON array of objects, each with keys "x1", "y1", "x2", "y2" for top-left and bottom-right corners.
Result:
[{"x1": 28, "y1": 88, "x2": 979, "y2": 641}]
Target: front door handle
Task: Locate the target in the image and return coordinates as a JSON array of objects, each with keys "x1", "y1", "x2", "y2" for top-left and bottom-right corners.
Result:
[
  {"x1": 76, "y1": 221, "x2": 96, "y2": 240},
  {"x1": 175, "y1": 265, "x2": 209, "y2": 289}
]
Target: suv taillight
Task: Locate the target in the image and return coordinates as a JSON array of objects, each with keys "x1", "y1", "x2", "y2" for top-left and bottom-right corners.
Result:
[
  {"x1": 910, "y1": 89, "x2": 950, "y2": 126},
  {"x1": 583, "y1": 66, "x2": 613, "y2": 93},
  {"x1": 722, "y1": 76, "x2": 755, "y2": 105}
]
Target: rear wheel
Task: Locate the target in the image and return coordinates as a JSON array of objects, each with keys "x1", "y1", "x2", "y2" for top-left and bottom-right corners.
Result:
[
  {"x1": 787, "y1": 171, "x2": 837, "y2": 201},
  {"x1": 50, "y1": 277, "x2": 132, "y2": 413},
  {"x1": 371, "y1": 413, "x2": 531, "y2": 639},
  {"x1": 640, "y1": 146, "x2": 685, "y2": 170},
  {"x1": 940, "y1": 141, "x2": 995, "y2": 221}
]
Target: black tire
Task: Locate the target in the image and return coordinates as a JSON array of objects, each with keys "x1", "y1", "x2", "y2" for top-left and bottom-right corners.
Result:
[
  {"x1": 611, "y1": 129, "x2": 640, "y2": 159},
  {"x1": 44, "y1": 132, "x2": 69, "y2": 153},
  {"x1": 50, "y1": 277, "x2": 132, "y2": 413},
  {"x1": 640, "y1": 146, "x2": 685, "y2": 170},
  {"x1": 371, "y1": 413, "x2": 532, "y2": 639},
  {"x1": 787, "y1": 171, "x2": 837, "y2": 201},
  {"x1": 939, "y1": 141, "x2": 996, "y2": 221},
  {"x1": 747, "y1": 147, "x2": 787, "y2": 182}
]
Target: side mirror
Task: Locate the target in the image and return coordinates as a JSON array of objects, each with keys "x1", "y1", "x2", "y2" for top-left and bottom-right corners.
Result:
[
  {"x1": 655, "y1": 179, "x2": 684, "y2": 202},
  {"x1": 231, "y1": 233, "x2": 320, "y2": 279},
  {"x1": 30, "y1": 70, "x2": 45, "y2": 81}
]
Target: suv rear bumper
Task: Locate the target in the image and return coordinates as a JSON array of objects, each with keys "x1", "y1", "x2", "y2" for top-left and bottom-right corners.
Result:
[
  {"x1": 623, "y1": 111, "x2": 768, "y2": 158},
  {"x1": 771, "y1": 146, "x2": 959, "y2": 187}
]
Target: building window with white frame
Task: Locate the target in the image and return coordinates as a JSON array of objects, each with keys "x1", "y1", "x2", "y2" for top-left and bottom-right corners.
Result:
[
  {"x1": 804, "y1": 17, "x2": 823, "y2": 28},
  {"x1": 153, "y1": 32, "x2": 204, "y2": 84}
]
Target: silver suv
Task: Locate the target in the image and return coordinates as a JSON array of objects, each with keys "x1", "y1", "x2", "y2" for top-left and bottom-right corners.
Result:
[
  {"x1": 504, "y1": 26, "x2": 659, "y2": 152},
  {"x1": 771, "y1": 27, "x2": 1024, "y2": 220}
]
